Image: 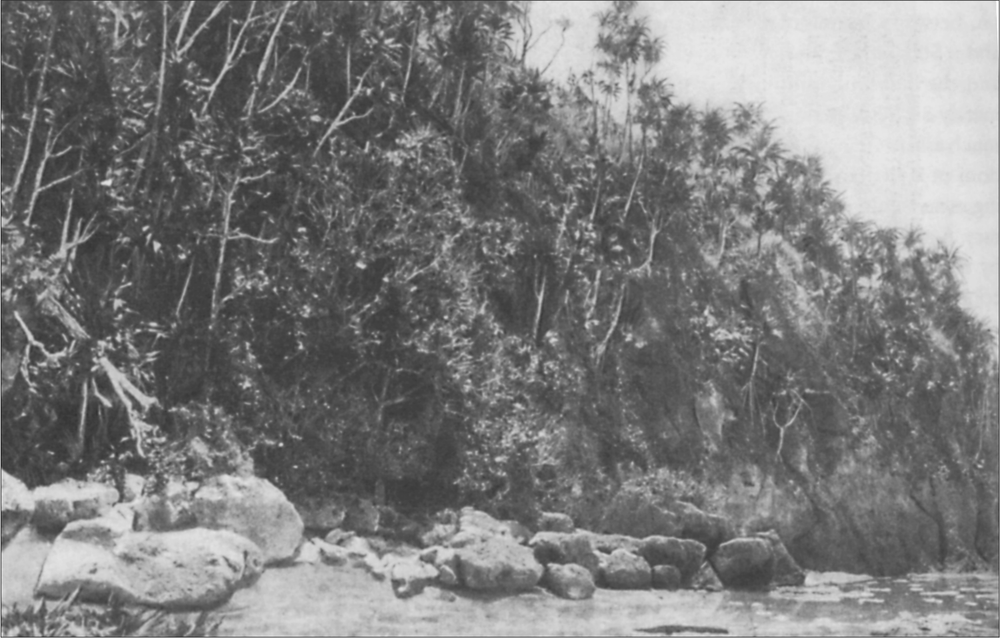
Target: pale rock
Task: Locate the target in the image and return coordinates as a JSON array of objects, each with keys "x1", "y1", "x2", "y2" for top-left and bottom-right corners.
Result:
[
  {"x1": 31, "y1": 479, "x2": 118, "y2": 533},
  {"x1": 35, "y1": 516, "x2": 263, "y2": 609},
  {"x1": 191, "y1": 475, "x2": 304, "y2": 565},
  {"x1": 2, "y1": 470, "x2": 34, "y2": 545}
]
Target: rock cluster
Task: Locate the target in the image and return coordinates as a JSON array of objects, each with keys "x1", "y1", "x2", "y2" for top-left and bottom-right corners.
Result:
[{"x1": 2, "y1": 469, "x2": 809, "y2": 610}]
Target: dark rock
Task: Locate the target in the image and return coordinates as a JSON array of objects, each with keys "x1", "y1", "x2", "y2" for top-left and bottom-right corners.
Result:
[
  {"x1": 528, "y1": 532, "x2": 600, "y2": 577},
  {"x1": 542, "y1": 563, "x2": 596, "y2": 600},
  {"x1": 31, "y1": 480, "x2": 118, "y2": 533},
  {"x1": 600, "y1": 489, "x2": 680, "y2": 538},
  {"x1": 651, "y1": 564, "x2": 682, "y2": 590},
  {"x1": 538, "y1": 512, "x2": 575, "y2": 533},
  {"x1": 754, "y1": 530, "x2": 805, "y2": 586},
  {"x1": 456, "y1": 538, "x2": 543, "y2": 592},
  {"x1": 674, "y1": 502, "x2": 734, "y2": 555},
  {"x1": 638, "y1": 536, "x2": 706, "y2": 584},
  {"x1": 35, "y1": 515, "x2": 263, "y2": 609},
  {"x1": 2, "y1": 470, "x2": 34, "y2": 546},
  {"x1": 710, "y1": 538, "x2": 775, "y2": 590},
  {"x1": 601, "y1": 548, "x2": 652, "y2": 589},
  {"x1": 292, "y1": 496, "x2": 348, "y2": 532},
  {"x1": 343, "y1": 498, "x2": 380, "y2": 535}
]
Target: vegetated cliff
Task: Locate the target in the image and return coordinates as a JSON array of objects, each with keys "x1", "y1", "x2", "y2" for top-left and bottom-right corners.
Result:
[{"x1": 1, "y1": 1, "x2": 995, "y2": 575}]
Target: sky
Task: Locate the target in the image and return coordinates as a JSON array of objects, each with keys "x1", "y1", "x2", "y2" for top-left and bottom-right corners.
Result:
[{"x1": 523, "y1": 1, "x2": 999, "y2": 332}]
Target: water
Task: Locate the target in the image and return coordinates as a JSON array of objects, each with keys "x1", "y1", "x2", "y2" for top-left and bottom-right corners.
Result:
[
  {"x1": 710, "y1": 572, "x2": 1000, "y2": 636},
  {"x1": 216, "y1": 565, "x2": 999, "y2": 636}
]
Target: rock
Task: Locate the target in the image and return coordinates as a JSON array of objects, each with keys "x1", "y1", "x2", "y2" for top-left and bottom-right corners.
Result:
[
  {"x1": 190, "y1": 475, "x2": 304, "y2": 565},
  {"x1": 343, "y1": 498, "x2": 380, "y2": 534},
  {"x1": 691, "y1": 561, "x2": 724, "y2": 591},
  {"x1": 459, "y1": 507, "x2": 511, "y2": 538},
  {"x1": 601, "y1": 549, "x2": 652, "y2": 590},
  {"x1": 638, "y1": 536, "x2": 706, "y2": 584},
  {"x1": 542, "y1": 563, "x2": 595, "y2": 600},
  {"x1": 133, "y1": 479, "x2": 199, "y2": 531},
  {"x1": 674, "y1": 502, "x2": 733, "y2": 554},
  {"x1": 710, "y1": 537, "x2": 775, "y2": 590},
  {"x1": 600, "y1": 489, "x2": 680, "y2": 538},
  {"x1": 651, "y1": 565, "x2": 682, "y2": 590},
  {"x1": 437, "y1": 563, "x2": 459, "y2": 586},
  {"x1": 538, "y1": 512, "x2": 575, "y2": 533},
  {"x1": 324, "y1": 528, "x2": 355, "y2": 546},
  {"x1": 362, "y1": 552, "x2": 387, "y2": 580},
  {"x1": 456, "y1": 538, "x2": 544, "y2": 592},
  {"x1": 120, "y1": 474, "x2": 145, "y2": 503},
  {"x1": 31, "y1": 479, "x2": 119, "y2": 533},
  {"x1": 389, "y1": 557, "x2": 439, "y2": 599},
  {"x1": 419, "y1": 546, "x2": 461, "y2": 586},
  {"x1": 35, "y1": 516, "x2": 263, "y2": 609},
  {"x1": 501, "y1": 519, "x2": 533, "y2": 544},
  {"x1": 341, "y1": 535, "x2": 374, "y2": 558},
  {"x1": 754, "y1": 529, "x2": 805, "y2": 586},
  {"x1": 528, "y1": 532, "x2": 600, "y2": 577},
  {"x1": 293, "y1": 539, "x2": 323, "y2": 564},
  {"x1": 420, "y1": 522, "x2": 457, "y2": 548},
  {"x1": 579, "y1": 531, "x2": 643, "y2": 555},
  {"x1": 2, "y1": 470, "x2": 35, "y2": 545},
  {"x1": 293, "y1": 496, "x2": 348, "y2": 532},
  {"x1": 1, "y1": 526, "x2": 53, "y2": 609},
  {"x1": 313, "y1": 539, "x2": 350, "y2": 566}
]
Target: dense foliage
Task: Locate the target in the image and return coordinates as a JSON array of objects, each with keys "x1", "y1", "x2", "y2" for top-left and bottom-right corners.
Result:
[
  {"x1": 2, "y1": 0, "x2": 996, "y2": 521},
  {"x1": 0, "y1": 592, "x2": 220, "y2": 637}
]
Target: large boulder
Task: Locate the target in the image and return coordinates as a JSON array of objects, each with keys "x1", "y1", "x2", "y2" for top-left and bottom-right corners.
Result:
[
  {"x1": 754, "y1": 529, "x2": 805, "y2": 586},
  {"x1": 456, "y1": 538, "x2": 543, "y2": 592},
  {"x1": 2, "y1": 470, "x2": 34, "y2": 545},
  {"x1": 542, "y1": 563, "x2": 595, "y2": 600},
  {"x1": 674, "y1": 502, "x2": 734, "y2": 554},
  {"x1": 35, "y1": 516, "x2": 263, "y2": 609},
  {"x1": 189, "y1": 475, "x2": 304, "y2": 565},
  {"x1": 601, "y1": 549, "x2": 651, "y2": 590},
  {"x1": 710, "y1": 537, "x2": 775, "y2": 590},
  {"x1": 600, "y1": 490, "x2": 680, "y2": 538},
  {"x1": 651, "y1": 565, "x2": 682, "y2": 590},
  {"x1": 538, "y1": 512, "x2": 575, "y2": 533},
  {"x1": 31, "y1": 479, "x2": 119, "y2": 533},
  {"x1": 528, "y1": 532, "x2": 600, "y2": 577},
  {"x1": 638, "y1": 536, "x2": 706, "y2": 584}
]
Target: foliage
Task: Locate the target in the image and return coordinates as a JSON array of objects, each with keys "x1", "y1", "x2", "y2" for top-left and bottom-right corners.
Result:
[
  {"x1": 1, "y1": 0, "x2": 994, "y2": 519},
  {"x1": 0, "y1": 592, "x2": 220, "y2": 637}
]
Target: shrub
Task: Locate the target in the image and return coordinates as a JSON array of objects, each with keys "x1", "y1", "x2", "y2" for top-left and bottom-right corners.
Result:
[{"x1": 0, "y1": 591, "x2": 221, "y2": 637}]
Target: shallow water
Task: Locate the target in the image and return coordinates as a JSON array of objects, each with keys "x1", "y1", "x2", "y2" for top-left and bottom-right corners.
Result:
[{"x1": 216, "y1": 566, "x2": 999, "y2": 636}]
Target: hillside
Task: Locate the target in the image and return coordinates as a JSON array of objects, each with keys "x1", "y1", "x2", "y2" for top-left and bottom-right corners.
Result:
[{"x1": 2, "y1": 0, "x2": 996, "y2": 575}]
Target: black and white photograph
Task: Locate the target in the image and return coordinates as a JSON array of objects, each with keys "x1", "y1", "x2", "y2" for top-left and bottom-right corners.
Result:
[{"x1": 1, "y1": 1, "x2": 997, "y2": 635}]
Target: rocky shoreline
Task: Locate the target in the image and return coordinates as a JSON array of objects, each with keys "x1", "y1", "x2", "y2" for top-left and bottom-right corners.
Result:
[{"x1": 2, "y1": 469, "x2": 813, "y2": 611}]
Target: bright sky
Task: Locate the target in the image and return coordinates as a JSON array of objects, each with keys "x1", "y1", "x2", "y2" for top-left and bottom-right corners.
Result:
[{"x1": 524, "y1": 1, "x2": 999, "y2": 332}]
